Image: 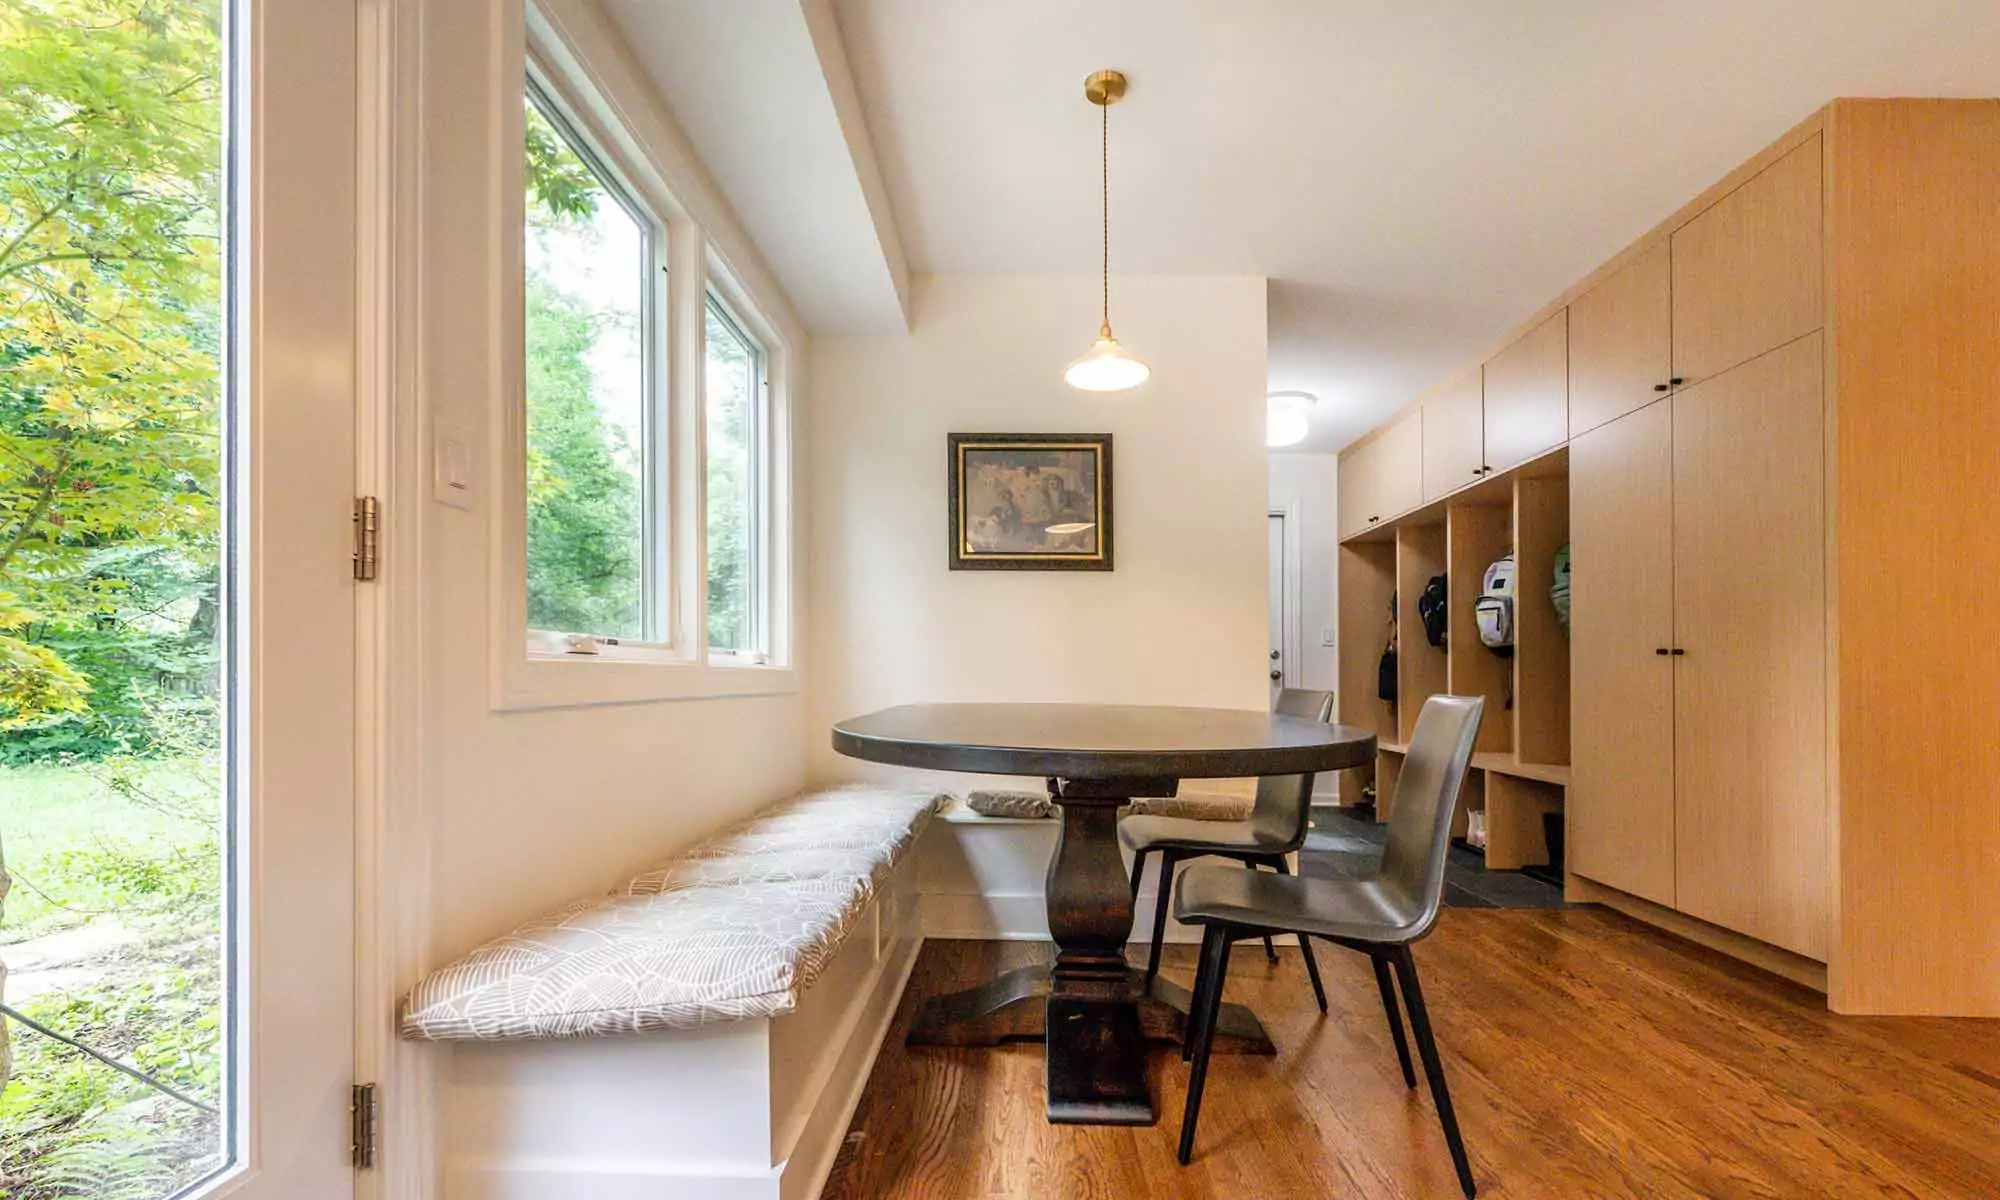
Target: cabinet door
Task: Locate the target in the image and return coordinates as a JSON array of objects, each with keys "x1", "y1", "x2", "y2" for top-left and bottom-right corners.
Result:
[
  {"x1": 1363, "y1": 407, "x2": 1423, "y2": 524},
  {"x1": 1672, "y1": 135, "x2": 1823, "y2": 387},
  {"x1": 1568, "y1": 398, "x2": 1676, "y2": 905},
  {"x1": 1482, "y1": 310, "x2": 1569, "y2": 473},
  {"x1": 1337, "y1": 437, "x2": 1377, "y2": 539},
  {"x1": 1422, "y1": 370, "x2": 1484, "y2": 500},
  {"x1": 1569, "y1": 242, "x2": 1672, "y2": 437},
  {"x1": 1672, "y1": 334, "x2": 1829, "y2": 959}
]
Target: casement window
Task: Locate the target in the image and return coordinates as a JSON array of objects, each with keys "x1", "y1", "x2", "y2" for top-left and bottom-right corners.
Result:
[
  {"x1": 703, "y1": 292, "x2": 769, "y2": 660},
  {"x1": 499, "y1": 52, "x2": 793, "y2": 706},
  {"x1": 521, "y1": 83, "x2": 669, "y2": 648}
]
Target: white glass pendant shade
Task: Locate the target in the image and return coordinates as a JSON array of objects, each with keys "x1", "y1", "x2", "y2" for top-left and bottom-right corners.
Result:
[
  {"x1": 1266, "y1": 391, "x2": 1317, "y2": 448},
  {"x1": 1064, "y1": 329, "x2": 1151, "y2": 392}
]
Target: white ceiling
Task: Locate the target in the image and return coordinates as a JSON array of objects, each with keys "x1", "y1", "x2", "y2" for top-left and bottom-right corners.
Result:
[
  {"x1": 830, "y1": 0, "x2": 2000, "y2": 451},
  {"x1": 602, "y1": 0, "x2": 911, "y2": 334}
]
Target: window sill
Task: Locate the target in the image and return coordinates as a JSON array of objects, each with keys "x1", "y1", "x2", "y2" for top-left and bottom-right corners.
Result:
[{"x1": 492, "y1": 651, "x2": 798, "y2": 711}]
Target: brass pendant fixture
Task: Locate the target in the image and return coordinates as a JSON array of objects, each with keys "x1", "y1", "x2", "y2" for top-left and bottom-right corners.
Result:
[{"x1": 1064, "y1": 69, "x2": 1150, "y2": 393}]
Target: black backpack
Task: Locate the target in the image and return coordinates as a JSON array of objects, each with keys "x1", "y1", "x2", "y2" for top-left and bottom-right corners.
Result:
[{"x1": 1417, "y1": 574, "x2": 1448, "y2": 648}]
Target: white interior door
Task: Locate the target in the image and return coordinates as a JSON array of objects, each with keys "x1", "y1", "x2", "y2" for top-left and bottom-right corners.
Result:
[{"x1": 1268, "y1": 513, "x2": 1290, "y2": 704}]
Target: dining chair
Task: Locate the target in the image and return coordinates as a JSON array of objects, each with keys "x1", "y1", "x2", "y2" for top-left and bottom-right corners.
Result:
[
  {"x1": 1120, "y1": 687, "x2": 1335, "y2": 1007},
  {"x1": 1171, "y1": 693, "x2": 1484, "y2": 1199}
]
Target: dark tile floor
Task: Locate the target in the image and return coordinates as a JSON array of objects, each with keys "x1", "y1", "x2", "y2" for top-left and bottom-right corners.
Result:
[{"x1": 1301, "y1": 805, "x2": 1568, "y2": 908}]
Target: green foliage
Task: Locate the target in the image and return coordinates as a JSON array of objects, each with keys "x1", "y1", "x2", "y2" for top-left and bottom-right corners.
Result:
[
  {"x1": 0, "y1": 0, "x2": 224, "y2": 744},
  {"x1": 0, "y1": 966, "x2": 224, "y2": 1200},
  {"x1": 522, "y1": 99, "x2": 645, "y2": 638},
  {"x1": 704, "y1": 308, "x2": 753, "y2": 651}
]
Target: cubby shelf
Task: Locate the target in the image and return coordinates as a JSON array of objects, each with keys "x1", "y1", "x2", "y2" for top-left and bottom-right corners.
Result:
[{"x1": 1339, "y1": 450, "x2": 1573, "y2": 876}]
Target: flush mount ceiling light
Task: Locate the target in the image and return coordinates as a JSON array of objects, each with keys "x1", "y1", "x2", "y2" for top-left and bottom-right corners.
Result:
[
  {"x1": 1064, "y1": 69, "x2": 1150, "y2": 393},
  {"x1": 1267, "y1": 391, "x2": 1317, "y2": 448}
]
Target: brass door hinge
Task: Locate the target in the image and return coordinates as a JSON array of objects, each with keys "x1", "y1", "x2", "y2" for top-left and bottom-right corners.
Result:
[
  {"x1": 351, "y1": 1082, "x2": 378, "y2": 1169},
  {"x1": 352, "y1": 496, "x2": 380, "y2": 582}
]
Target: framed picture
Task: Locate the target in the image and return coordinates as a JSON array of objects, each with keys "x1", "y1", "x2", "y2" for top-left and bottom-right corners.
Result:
[{"x1": 949, "y1": 433, "x2": 1114, "y2": 571}]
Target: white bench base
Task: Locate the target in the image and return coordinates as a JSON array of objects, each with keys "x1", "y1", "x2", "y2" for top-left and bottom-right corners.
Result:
[
  {"x1": 438, "y1": 885, "x2": 920, "y2": 1200},
  {"x1": 433, "y1": 804, "x2": 1302, "y2": 1199}
]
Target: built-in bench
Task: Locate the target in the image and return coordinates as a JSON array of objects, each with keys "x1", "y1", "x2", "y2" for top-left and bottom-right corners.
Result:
[{"x1": 401, "y1": 783, "x2": 944, "y2": 1200}]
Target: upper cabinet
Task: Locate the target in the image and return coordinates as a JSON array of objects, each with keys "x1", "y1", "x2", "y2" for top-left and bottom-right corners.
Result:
[
  {"x1": 1672, "y1": 136, "x2": 1824, "y2": 385},
  {"x1": 1422, "y1": 370, "x2": 1484, "y2": 500},
  {"x1": 1482, "y1": 310, "x2": 1569, "y2": 474},
  {"x1": 1569, "y1": 241, "x2": 1672, "y2": 437},
  {"x1": 1338, "y1": 408, "x2": 1422, "y2": 537}
]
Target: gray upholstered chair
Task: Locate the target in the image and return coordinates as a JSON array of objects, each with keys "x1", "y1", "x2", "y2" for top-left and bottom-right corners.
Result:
[
  {"x1": 1171, "y1": 693, "x2": 1484, "y2": 1200},
  {"x1": 1120, "y1": 687, "x2": 1335, "y2": 1005}
]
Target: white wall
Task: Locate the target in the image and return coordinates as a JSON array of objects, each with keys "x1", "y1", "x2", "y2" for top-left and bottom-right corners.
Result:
[
  {"x1": 414, "y1": 0, "x2": 813, "y2": 963},
  {"x1": 806, "y1": 273, "x2": 1271, "y2": 789}
]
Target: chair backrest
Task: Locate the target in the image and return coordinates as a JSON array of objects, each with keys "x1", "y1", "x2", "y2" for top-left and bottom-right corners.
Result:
[
  {"x1": 1377, "y1": 694, "x2": 1485, "y2": 937},
  {"x1": 1247, "y1": 688, "x2": 1336, "y2": 848}
]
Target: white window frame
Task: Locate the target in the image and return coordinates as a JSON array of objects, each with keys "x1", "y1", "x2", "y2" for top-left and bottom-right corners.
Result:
[{"x1": 490, "y1": 12, "x2": 796, "y2": 709}]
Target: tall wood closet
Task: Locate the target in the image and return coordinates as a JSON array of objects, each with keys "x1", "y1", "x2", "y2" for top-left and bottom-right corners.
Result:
[{"x1": 1334, "y1": 100, "x2": 2000, "y2": 1016}]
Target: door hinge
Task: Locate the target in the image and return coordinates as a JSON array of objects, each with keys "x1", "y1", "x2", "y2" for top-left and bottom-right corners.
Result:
[
  {"x1": 352, "y1": 496, "x2": 380, "y2": 582},
  {"x1": 351, "y1": 1082, "x2": 379, "y2": 1169}
]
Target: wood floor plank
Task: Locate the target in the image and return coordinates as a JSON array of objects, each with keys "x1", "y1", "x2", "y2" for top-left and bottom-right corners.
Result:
[{"x1": 822, "y1": 912, "x2": 2000, "y2": 1199}]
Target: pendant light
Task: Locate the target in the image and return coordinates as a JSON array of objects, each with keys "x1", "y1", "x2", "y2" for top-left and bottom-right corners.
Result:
[{"x1": 1064, "y1": 69, "x2": 1150, "y2": 392}]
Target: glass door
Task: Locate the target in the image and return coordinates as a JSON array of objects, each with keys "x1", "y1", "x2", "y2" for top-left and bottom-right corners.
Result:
[{"x1": 0, "y1": 2, "x2": 357, "y2": 1198}]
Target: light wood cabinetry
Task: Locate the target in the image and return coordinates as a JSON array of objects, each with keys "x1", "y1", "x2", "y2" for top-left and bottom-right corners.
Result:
[
  {"x1": 1338, "y1": 408, "x2": 1422, "y2": 537},
  {"x1": 1567, "y1": 400, "x2": 1676, "y2": 906},
  {"x1": 1422, "y1": 371, "x2": 1484, "y2": 500},
  {"x1": 1671, "y1": 335, "x2": 1829, "y2": 960},
  {"x1": 1568, "y1": 241, "x2": 1672, "y2": 437},
  {"x1": 1671, "y1": 136, "x2": 1823, "y2": 386},
  {"x1": 1334, "y1": 101, "x2": 2000, "y2": 1015},
  {"x1": 1482, "y1": 311, "x2": 1569, "y2": 473}
]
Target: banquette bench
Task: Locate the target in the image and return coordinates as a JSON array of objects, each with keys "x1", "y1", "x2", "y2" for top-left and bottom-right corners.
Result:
[{"x1": 401, "y1": 784, "x2": 945, "y2": 1200}]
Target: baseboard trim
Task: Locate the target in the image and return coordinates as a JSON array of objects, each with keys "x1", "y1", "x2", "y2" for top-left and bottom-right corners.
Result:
[{"x1": 1568, "y1": 873, "x2": 1829, "y2": 993}]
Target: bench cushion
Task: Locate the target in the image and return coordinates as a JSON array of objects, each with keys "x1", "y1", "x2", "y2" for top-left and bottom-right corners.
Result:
[{"x1": 399, "y1": 785, "x2": 942, "y2": 1041}]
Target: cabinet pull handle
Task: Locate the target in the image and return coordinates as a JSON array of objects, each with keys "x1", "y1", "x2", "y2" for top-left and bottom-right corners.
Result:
[
  {"x1": 1368, "y1": 515, "x2": 1381, "y2": 524},
  {"x1": 1656, "y1": 648, "x2": 1671, "y2": 656},
  {"x1": 1670, "y1": 377, "x2": 1685, "y2": 386},
  {"x1": 1670, "y1": 648, "x2": 1687, "y2": 656},
  {"x1": 1654, "y1": 383, "x2": 1670, "y2": 392}
]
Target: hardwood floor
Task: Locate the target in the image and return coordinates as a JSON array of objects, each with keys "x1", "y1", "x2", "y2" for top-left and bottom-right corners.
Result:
[{"x1": 822, "y1": 908, "x2": 2000, "y2": 1199}]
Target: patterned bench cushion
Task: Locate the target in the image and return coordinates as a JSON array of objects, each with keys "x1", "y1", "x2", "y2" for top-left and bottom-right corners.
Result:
[{"x1": 399, "y1": 784, "x2": 944, "y2": 1041}]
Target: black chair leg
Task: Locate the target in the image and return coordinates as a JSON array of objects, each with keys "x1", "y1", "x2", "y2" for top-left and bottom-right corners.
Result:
[
  {"x1": 1179, "y1": 925, "x2": 1233, "y2": 1165},
  {"x1": 1371, "y1": 952, "x2": 1416, "y2": 1087},
  {"x1": 1181, "y1": 923, "x2": 1214, "y2": 1063},
  {"x1": 1270, "y1": 860, "x2": 1328, "y2": 1012},
  {"x1": 1145, "y1": 851, "x2": 1177, "y2": 982},
  {"x1": 1129, "y1": 848, "x2": 1148, "y2": 908},
  {"x1": 1392, "y1": 944, "x2": 1475, "y2": 1199}
]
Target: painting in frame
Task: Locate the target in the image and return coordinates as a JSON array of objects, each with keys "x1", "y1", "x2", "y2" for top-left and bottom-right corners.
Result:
[{"x1": 948, "y1": 433, "x2": 1114, "y2": 571}]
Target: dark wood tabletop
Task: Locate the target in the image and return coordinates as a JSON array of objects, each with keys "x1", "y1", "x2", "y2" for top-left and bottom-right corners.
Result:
[{"x1": 831, "y1": 702, "x2": 1376, "y2": 780}]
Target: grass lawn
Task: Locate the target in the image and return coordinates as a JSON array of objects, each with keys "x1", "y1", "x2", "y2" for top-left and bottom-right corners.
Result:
[
  {"x1": 1, "y1": 761, "x2": 220, "y2": 942},
  {"x1": 1, "y1": 758, "x2": 227, "y2": 1200}
]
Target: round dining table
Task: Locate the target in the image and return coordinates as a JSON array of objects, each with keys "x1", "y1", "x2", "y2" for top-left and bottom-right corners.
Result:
[{"x1": 831, "y1": 702, "x2": 1376, "y2": 1127}]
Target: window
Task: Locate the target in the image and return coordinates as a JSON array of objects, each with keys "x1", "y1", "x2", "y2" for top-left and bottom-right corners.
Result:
[
  {"x1": 522, "y1": 87, "x2": 661, "y2": 643},
  {"x1": 704, "y1": 294, "x2": 767, "y2": 657}
]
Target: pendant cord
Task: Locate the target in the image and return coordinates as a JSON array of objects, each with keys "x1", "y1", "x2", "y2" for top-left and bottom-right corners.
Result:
[{"x1": 1100, "y1": 98, "x2": 1110, "y2": 333}]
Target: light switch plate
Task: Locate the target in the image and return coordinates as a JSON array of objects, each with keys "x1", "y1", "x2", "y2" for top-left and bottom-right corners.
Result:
[
  {"x1": 1320, "y1": 626, "x2": 1337, "y2": 648},
  {"x1": 434, "y1": 422, "x2": 474, "y2": 510}
]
